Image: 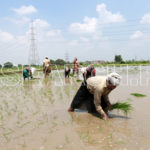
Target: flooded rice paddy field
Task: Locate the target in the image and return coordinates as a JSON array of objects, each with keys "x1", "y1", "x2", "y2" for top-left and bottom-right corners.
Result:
[{"x1": 0, "y1": 65, "x2": 150, "y2": 150}]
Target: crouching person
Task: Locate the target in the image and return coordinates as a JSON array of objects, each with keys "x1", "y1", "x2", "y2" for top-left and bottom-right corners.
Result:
[
  {"x1": 81, "y1": 66, "x2": 96, "y2": 84},
  {"x1": 23, "y1": 67, "x2": 33, "y2": 80},
  {"x1": 68, "y1": 73, "x2": 121, "y2": 120},
  {"x1": 65, "y1": 67, "x2": 71, "y2": 78}
]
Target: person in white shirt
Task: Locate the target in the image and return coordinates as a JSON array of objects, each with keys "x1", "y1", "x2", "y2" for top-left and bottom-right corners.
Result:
[
  {"x1": 43, "y1": 57, "x2": 51, "y2": 78},
  {"x1": 68, "y1": 72, "x2": 121, "y2": 120}
]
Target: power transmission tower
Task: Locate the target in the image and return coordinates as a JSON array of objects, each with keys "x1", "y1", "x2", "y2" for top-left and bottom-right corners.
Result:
[
  {"x1": 28, "y1": 21, "x2": 40, "y2": 65},
  {"x1": 65, "y1": 51, "x2": 69, "y2": 63}
]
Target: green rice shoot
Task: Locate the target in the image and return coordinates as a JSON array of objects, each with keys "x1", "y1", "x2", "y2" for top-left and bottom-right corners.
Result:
[
  {"x1": 130, "y1": 93, "x2": 146, "y2": 97},
  {"x1": 111, "y1": 102, "x2": 133, "y2": 114},
  {"x1": 76, "y1": 79, "x2": 82, "y2": 82},
  {"x1": 69, "y1": 73, "x2": 74, "y2": 77}
]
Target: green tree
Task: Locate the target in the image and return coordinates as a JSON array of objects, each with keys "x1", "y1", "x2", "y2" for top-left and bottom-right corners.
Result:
[
  {"x1": 55, "y1": 59, "x2": 66, "y2": 65},
  {"x1": 4, "y1": 62, "x2": 13, "y2": 68},
  {"x1": 114, "y1": 55, "x2": 123, "y2": 63},
  {"x1": 0, "y1": 64, "x2": 2, "y2": 68},
  {"x1": 50, "y1": 59, "x2": 55, "y2": 64}
]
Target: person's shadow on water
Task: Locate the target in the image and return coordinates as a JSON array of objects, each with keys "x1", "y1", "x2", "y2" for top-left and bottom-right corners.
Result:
[{"x1": 74, "y1": 109, "x2": 130, "y2": 120}]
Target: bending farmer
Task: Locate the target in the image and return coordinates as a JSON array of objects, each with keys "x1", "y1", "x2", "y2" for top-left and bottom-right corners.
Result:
[
  {"x1": 68, "y1": 73, "x2": 121, "y2": 120},
  {"x1": 81, "y1": 66, "x2": 96, "y2": 84},
  {"x1": 23, "y1": 67, "x2": 33, "y2": 80}
]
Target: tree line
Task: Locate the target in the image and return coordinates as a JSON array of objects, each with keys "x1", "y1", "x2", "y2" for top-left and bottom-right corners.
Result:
[{"x1": 1, "y1": 56, "x2": 150, "y2": 68}]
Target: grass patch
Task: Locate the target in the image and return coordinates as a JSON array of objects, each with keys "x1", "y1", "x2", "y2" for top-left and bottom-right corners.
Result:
[
  {"x1": 111, "y1": 102, "x2": 133, "y2": 114},
  {"x1": 131, "y1": 93, "x2": 146, "y2": 97}
]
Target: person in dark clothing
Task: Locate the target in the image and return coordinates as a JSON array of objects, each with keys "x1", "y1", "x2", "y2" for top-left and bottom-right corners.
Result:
[
  {"x1": 68, "y1": 82, "x2": 108, "y2": 114},
  {"x1": 64, "y1": 67, "x2": 71, "y2": 78},
  {"x1": 81, "y1": 66, "x2": 96, "y2": 84},
  {"x1": 68, "y1": 73, "x2": 121, "y2": 120}
]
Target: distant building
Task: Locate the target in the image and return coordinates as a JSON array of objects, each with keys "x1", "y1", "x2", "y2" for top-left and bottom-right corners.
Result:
[
  {"x1": 91, "y1": 60, "x2": 106, "y2": 64},
  {"x1": 83, "y1": 60, "x2": 106, "y2": 65}
]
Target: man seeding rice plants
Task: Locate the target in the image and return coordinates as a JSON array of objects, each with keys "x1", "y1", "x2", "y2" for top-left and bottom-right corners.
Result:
[
  {"x1": 68, "y1": 72, "x2": 121, "y2": 120},
  {"x1": 23, "y1": 67, "x2": 33, "y2": 80},
  {"x1": 43, "y1": 57, "x2": 51, "y2": 78},
  {"x1": 73, "y1": 57, "x2": 79, "y2": 76},
  {"x1": 64, "y1": 67, "x2": 71, "y2": 78},
  {"x1": 81, "y1": 66, "x2": 96, "y2": 84}
]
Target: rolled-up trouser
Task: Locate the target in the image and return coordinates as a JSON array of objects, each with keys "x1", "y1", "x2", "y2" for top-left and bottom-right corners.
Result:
[{"x1": 70, "y1": 82, "x2": 107, "y2": 113}]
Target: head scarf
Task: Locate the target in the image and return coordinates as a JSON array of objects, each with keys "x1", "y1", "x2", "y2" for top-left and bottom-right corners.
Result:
[{"x1": 106, "y1": 72, "x2": 121, "y2": 86}]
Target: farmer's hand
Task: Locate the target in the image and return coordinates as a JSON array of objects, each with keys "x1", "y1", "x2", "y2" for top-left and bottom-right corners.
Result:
[{"x1": 102, "y1": 113, "x2": 108, "y2": 120}]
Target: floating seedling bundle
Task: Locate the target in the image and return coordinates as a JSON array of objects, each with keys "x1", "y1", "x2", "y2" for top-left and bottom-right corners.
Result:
[
  {"x1": 76, "y1": 79, "x2": 82, "y2": 82},
  {"x1": 131, "y1": 93, "x2": 146, "y2": 97}
]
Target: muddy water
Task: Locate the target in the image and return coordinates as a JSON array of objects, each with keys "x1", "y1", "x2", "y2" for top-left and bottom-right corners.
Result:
[{"x1": 0, "y1": 66, "x2": 150, "y2": 150}]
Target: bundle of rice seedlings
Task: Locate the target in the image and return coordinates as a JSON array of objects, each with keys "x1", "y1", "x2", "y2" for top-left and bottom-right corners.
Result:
[
  {"x1": 76, "y1": 79, "x2": 82, "y2": 82},
  {"x1": 70, "y1": 73, "x2": 75, "y2": 77},
  {"x1": 111, "y1": 102, "x2": 133, "y2": 114},
  {"x1": 131, "y1": 93, "x2": 146, "y2": 97}
]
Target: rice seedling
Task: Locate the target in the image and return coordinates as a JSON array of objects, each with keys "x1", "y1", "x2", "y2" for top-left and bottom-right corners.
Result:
[
  {"x1": 97, "y1": 126, "x2": 102, "y2": 132},
  {"x1": 109, "y1": 133, "x2": 113, "y2": 140},
  {"x1": 78, "y1": 132, "x2": 85, "y2": 141},
  {"x1": 0, "y1": 114, "x2": 4, "y2": 121},
  {"x1": 3, "y1": 134, "x2": 10, "y2": 142},
  {"x1": 65, "y1": 135, "x2": 69, "y2": 144},
  {"x1": 19, "y1": 141, "x2": 27, "y2": 148},
  {"x1": 76, "y1": 79, "x2": 82, "y2": 82},
  {"x1": 52, "y1": 121, "x2": 57, "y2": 128},
  {"x1": 53, "y1": 115, "x2": 57, "y2": 120},
  {"x1": 18, "y1": 121, "x2": 31, "y2": 128},
  {"x1": 33, "y1": 110, "x2": 40, "y2": 116},
  {"x1": 69, "y1": 113, "x2": 74, "y2": 124},
  {"x1": 86, "y1": 132, "x2": 93, "y2": 144},
  {"x1": 48, "y1": 97, "x2": 54, "y2": 104},
  {"x1": 131, "y1": 93, "x2": 146, "y2": 97},
  {"x1": 69, "y1": 73, "x2": 75, "y2": 77},
  {"x1": 111, "y1": 102, "x2": 133, "y2": 114}
]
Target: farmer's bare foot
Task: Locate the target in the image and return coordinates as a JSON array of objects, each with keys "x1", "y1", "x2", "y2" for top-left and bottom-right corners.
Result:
[{"x1": 68, "y1": 107, "x2": 74, "y2": 112}]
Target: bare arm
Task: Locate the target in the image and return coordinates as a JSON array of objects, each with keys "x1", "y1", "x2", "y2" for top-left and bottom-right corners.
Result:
[
  {"x1": 94, "y1": 90, "x2": 108, "y2": 120},
  {"x1": 103, "y1": 95, "x2": 112, "y2": 110}
]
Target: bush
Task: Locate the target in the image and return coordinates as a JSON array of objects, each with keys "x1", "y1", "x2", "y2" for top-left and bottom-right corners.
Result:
[
  {"x1": 50, "y1": 59, "x2": 55, "y2": 64},
  {"x1": 3, "y1": 62, "x2": 13, "y2": 68},
  {"x1": 55, "y1": 59, "x2": 66, "y2": 65},
  {"x1": 114, "y1": 55, "x2": 123, "y2": 63}
]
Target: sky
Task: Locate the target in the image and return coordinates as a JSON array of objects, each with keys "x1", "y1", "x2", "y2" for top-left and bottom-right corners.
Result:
[{"x1": 0, "y1": 0, "x2": 150, "y2": 65}]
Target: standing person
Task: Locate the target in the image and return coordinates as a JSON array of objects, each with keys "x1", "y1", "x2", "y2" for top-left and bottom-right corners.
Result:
[
  {"x1": 23, "y1": 67, "x2": 33, "y2": 80},
  {"x1": 68, "y1": 73, "x2": 121, "y2": 120},
  {"x1": 73, "y1": 57, "x2": 79, "y2": 75},
  {"x1": 43, "y1": 57, "x2": 51, "y2": 78},
  {"x1": 81, "y1": 66, "x2": 96, "y2": 84}
]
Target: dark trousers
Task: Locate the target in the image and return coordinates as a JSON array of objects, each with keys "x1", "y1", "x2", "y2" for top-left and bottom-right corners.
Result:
[
  {"x1": 65, "y1": 69, "x2": 70, "y2": 78},
  {"x1": 70, "y1": 83, "x2": 107, "y2": 113}
]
